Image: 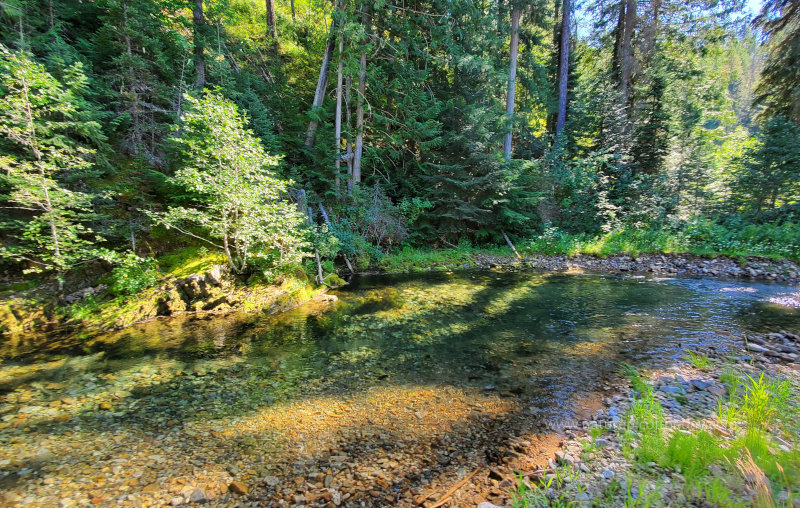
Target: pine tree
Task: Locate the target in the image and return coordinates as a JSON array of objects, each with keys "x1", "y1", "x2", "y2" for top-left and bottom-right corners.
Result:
[{"x1": 754, "y1": 0, "x2": 800, "y2": 124}]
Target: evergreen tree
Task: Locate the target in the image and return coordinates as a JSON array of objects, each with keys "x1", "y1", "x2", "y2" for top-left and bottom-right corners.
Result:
[
  {"x1": 732, "y1": 115, "x2": 800, "y2": 213},
  {"x1": 754, "y1": 0, "x2": 800, "y2": 124}
]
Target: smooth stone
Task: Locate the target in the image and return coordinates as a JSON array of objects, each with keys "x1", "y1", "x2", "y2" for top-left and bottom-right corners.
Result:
[
  {"x1": 228, "y1": 481, "x2": 248, "y2": 495},
  {"x1": 707, "y1": 384, "x2": 727, "y2": 397},
  {"x1": 187, "y1": 488, "x2": 207, "y2": 503},
  {"x1": 746, "y1": 343, "x2": 768, "y2": 353},
  {"x1": 691, "y1": 379, "x2": 712, "y2": 390},
  {"x1": 263, "y1": 476, "x2": 280, "y2": 487},
  {"x1": 602, "y1": 469, "x2": 615, "y2": 479}
]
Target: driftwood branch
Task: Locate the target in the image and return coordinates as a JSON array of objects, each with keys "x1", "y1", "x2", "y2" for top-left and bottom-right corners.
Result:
[
  {"x1": 502, "y1": 229, "x2": 521, "y2": 259},
  {"x1": 426, "y1": 469, "x2": 478, "y2": 508}
]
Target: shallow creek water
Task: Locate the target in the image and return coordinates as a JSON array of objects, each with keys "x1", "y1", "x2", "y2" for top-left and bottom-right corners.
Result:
[{"x1": 1, "y1": 271, "x2": 798, "y2": 506}]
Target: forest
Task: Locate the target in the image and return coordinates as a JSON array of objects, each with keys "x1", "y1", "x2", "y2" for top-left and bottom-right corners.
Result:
[{"x1": 0, "y1": 0, "x2": 799, "y2": 288}]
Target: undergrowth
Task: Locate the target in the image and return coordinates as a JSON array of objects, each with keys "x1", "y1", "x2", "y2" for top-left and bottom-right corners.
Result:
[{"x1": 622, "y1": 365, "x2": 799, "y2": 507}]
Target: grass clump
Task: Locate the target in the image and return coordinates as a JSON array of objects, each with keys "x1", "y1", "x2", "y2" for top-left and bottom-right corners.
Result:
[
  {"x1": 685, "y1": 350, "x2": 712, "y2": 371},
  {"x1": 623, "y1": 364, "x2": 800, "y2": 506},
  {"x1": 511, "y1": 467, "x2": 583, "y2": 508}
]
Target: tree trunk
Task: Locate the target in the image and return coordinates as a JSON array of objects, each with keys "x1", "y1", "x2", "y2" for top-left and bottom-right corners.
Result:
[
  {"x1": 619, "y1": 0, "x2": 636, "y2": 110},
  {"x1": 352, "y1": 5, "x2": 369, "y2": 186},
  {"x1": 555, "y1": 0, "x2": 571, "y2": 140},
  {"x1": 265, "y1": 0, "x2": 278, "y2": 54},
  {"x1": 345, "y1": 75, "x2": 354, "y2": 191},
  {"x1": 304, "y1": 19, "x2": 336, "y2": 148},
  {"x1": 502, "y1": 230, "x2": 521, "y2": 259},
  {"x1": 503, "y1": 8, "x2": 521, "y2": 161},
  {"x1": 334, "y1": 21, "x2": 344, "y2": 193},
  {"x1": 290, "y1": 0, "x2": 296, "y2": 22},
  {"x1": 193, "y1": 0, "x2": 206, "y2": 88}
]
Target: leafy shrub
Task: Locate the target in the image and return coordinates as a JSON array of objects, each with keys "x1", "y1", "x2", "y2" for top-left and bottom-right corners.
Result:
[{"x1": 109, "y1": 253, "x2": 159, "y2": 296}]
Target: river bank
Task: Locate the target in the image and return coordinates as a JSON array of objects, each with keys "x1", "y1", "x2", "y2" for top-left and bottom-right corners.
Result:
[
  {"x1": 2, "y1": 248, "x2": 798, "y2": 337},
  {"x1": 378, "y1": 248, "x2": 800, "y2": 285},
  {"x1": 512, "y1": 329, "x2": 800, "y2": 507}
]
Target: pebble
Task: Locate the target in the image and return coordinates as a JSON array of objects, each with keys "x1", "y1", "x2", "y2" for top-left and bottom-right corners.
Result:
[
  {"x1": 228, "y1": 481, "x2": 248, "y2": 495},
  {"x1": 187, "y1": 488, "x2": 207, "y2": 503}
]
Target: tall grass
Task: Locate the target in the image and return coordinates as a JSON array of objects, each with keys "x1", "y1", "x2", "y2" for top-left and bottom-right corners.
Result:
[{"x1": 521, "y1": 220, "x2": 800, "y2": 261}]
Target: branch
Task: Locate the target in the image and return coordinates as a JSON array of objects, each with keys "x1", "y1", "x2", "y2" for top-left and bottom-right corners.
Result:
[{"x1": 164, "y1": 224, "x2": 224, "y2": 250}]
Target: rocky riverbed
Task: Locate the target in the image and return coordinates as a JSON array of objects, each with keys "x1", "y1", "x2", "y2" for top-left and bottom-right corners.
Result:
[
  {"x1": 463, "y1": 252, "x2": 800, "y2": 285},
  {"x1": 1, "y1": 270, "x2": 798, "y2": 507},
  {"x1": 506, "y1": 329, "x2": 800, "y2": 507}
]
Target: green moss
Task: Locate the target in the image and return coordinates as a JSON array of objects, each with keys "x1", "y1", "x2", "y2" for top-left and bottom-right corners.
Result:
[
  {"x1": 326, "y1": 274, "x2": 346, "y2": 286},
  {"x1": 157, "y1": 246, "x2": 226, "y2": 279}
]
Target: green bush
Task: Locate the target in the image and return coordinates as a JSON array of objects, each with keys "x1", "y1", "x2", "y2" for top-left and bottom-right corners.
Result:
[{"x1": 109, "y1": 253, "x2": 159, "y2": 296}]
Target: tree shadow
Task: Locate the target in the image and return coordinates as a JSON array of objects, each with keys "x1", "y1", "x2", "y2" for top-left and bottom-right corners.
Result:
[{"x1": 0, "y1": 271, "x2": 750, "y2": 504}]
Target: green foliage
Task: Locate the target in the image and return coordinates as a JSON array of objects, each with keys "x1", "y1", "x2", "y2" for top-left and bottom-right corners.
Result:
[
  {"x1": 624, "y1": 365, "x2": 800, "y2": 506},
  {"x1": 156, "y1": 246, "x2": 226, "y2": 279},
  {"x1": 108, "y1": 252, "x2": 159, "y2": 296},
  {"x1": 755, "y1": 0, "x2": 800, "y2": 124},
  {"x1": 0, "y1": 0, "x2": 797, "y2": 287},
  {"x1": 739, "y1": 373, "x2": 792, "y2": 432},
  {"x1": 685, "y1": 351, "x2": 711, "y2": 371},
  {"x1": 150, "y1": 92, "x2": 309, "y2": 274},
  {"x1": 378, "y1": 243, "x2": 511, "y2": 272},
  {"x1": 520, "y1": 220, "x2": 800, "y2": 261},
  {"x1": 328, "y1": 184, "x2": 408, "y2": 258},
  {"x1": 666, "y1": 430, "x2": 727, "y2": 478},
  {"x1": 0, "y1": 46, "x2": 104, "y2": 280}
]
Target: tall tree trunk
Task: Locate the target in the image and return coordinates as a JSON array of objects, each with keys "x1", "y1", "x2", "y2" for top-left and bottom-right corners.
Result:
[
  {"x1": 555, "y1": 0, "x2": 571, "y2": 139},
  {"x1": 304, "y1": 19, "x2": 336, "y2": 148},
  {"x1": 48, "y1": 0, "x2": 55, "y2": 36},
  {"x1": 503, "y1": 8, "x2": 521, "y2": 161},
  {"x1": 334, "y1": 19, "x2": 344, "y2": 193},
  {"x1": 345, "y1": 75, "x2": 354, "y2": 190},
  {"x1": 352, "y1": 5, "x2": 370, "y2": 186},
  {"x1": 290, "y1": 0, "x2": 296, "y2": 22},
  {"x1": 193, "y1": 0, "x2": 206, "y2": 88},
  {"x1": 618, "y1": 0, "x2": 636, "y2": 110},
  {"x1": 265, "y1": 0, "x2": 278, "y2": 53}
]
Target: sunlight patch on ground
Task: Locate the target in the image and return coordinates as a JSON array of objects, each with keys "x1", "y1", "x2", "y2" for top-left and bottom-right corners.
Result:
[{"x1": 222, "y1": 384, "x2": 518, "y2": 459}]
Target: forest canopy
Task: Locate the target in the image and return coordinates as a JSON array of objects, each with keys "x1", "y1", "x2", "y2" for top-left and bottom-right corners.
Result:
[{"x1": 0, "y1": 0, "x2": 798, "y2": 282}]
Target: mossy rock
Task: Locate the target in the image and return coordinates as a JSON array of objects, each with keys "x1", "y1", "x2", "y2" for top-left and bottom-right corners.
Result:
[
  {"x1": 327, "y1": 274, "x2": 346, "y2": 287},
  {"x1": 0, "y1": 298, "x2": 55, "y2": 333}
]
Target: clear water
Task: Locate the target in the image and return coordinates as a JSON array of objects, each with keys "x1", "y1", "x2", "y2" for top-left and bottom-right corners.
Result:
[{"x1": 1, "y1": 271, "x2": 798, "y2": 504}]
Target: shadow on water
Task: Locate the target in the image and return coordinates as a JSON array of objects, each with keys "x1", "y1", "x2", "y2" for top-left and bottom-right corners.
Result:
[{"x1": 1, "y1": 271, "x2": 798, "y2": 504}]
